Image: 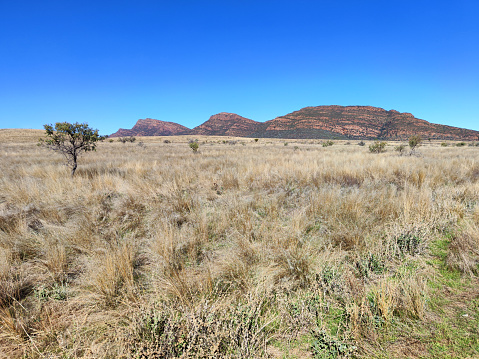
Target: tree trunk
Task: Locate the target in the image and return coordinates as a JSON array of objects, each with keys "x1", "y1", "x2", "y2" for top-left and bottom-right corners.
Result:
[{"x1": 71, "y1": 156, "x2": 77, "y2": 177}]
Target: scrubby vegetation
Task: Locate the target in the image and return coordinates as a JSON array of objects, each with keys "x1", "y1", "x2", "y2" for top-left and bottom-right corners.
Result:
[
  {"x1": 1, "y1": 133, "x2": 479, "y2": 358},
  {"x1": 369, "y1": 141, "x2": 387, "y2": 153}
]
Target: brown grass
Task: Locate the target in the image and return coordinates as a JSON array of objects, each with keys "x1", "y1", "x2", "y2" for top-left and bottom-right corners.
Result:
[{"x1": 0, "y1": 132, "x2": 478, "y2": 357}]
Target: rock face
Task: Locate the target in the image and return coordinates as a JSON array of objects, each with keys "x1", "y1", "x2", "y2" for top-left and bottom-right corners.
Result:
[
  {"x1": 110, "y1": 107, "x2": 479, "y2": 140},
  {"x1": 191, "y1": 112, "x2": 264, "y2": 137},
  {"x1": 109, "y1": 118, "x2": 191, "y2": 137}
]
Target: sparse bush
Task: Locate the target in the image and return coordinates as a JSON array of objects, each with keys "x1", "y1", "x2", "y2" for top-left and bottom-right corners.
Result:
[
  {"x1": 108, "y1": 139, "x2": 114, "y2": 143},
  {"x1": 118, "y1": 136, "x2": 136, "y2": 143},
  {"x1": 254, "y1": 138, "x2": 259, "y2": 142},
  {"x1": 284, "y1": 142, "x2": 288, "y2": 146},
  {"x1": 395, "y1": 144, "x2": 406, "y2": 155},
  {"x1": 408, "y1": 135, "x2": 422, "y2": 151},
  {"x1": 189, "y1": 141, "x2": 199, "y2": 153},
  {"x1": 322, "y1": 140, "x2": 334, "y2": 147},
  {"x1": 369, "y1": 141, "x2": 387, "y2": 153},
  {"x1": 441, "y1": 142, "x2": 449, "y2": 147},
  {"x1": 358, "y1": 141, "x2": 366, "y2": 146},
  {"x1": 164, "y1": 139, "x2": 171, "y2": 143},
  {"x1": 456, "y1": 142, "x2": 466, "y2": 147}
]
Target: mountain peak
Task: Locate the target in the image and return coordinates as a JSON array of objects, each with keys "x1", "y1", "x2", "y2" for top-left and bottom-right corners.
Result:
[
  {"x1": 110, "y1": 118, "x2": 191, "y2": 137},
  {"x1": 192, "y1": 113, "x2": 263, "y2": 136}
]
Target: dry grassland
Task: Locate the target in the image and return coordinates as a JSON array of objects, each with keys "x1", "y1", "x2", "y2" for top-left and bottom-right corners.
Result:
[{"x1": 0, "y1": 134, "x2": 478, "y2": 358}]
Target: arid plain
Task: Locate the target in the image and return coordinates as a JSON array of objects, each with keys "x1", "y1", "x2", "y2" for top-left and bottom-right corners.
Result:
[{"x1": 1, "y1": 129, "x2": 478, "y2": 358}]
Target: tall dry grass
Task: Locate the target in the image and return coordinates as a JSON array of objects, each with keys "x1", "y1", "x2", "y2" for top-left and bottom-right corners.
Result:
[{"x1": 0, "y1": 135, "x2": 478, "y2": 357}]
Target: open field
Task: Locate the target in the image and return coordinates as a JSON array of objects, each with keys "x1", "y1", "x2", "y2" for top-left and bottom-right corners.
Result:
[{"x1": 1, "y1": 133, "x2": 479, "y2": 358}]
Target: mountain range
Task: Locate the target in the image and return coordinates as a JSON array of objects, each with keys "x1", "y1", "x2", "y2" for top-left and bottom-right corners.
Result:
[{"x1": 110, "y1": 106, "x2": 479, "y2": 140}]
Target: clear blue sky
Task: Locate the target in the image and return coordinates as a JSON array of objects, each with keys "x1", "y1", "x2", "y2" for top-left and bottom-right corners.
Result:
[{"x1": 1, "y1": 0, "x2": 478, "y2": 135}]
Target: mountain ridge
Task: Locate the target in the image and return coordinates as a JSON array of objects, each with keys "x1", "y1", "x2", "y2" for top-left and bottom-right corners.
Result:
[{"x1": 110, "y1": 106, "x2": 479, "y2": 140}]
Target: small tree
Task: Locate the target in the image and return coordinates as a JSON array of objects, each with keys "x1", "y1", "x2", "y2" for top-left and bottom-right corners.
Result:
[
  {"x1": 408, "y1": 135, "x2": 422, "y2": 152},
  {"x1": 39, "y1": 122, "x2": 103, "y2": 177}
]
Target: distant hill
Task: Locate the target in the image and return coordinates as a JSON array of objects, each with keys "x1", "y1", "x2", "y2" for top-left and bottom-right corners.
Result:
[
  {"x1": 0, "y1": 129, "x2": 45, "y2": 143},
  {"x1": 255, "y1": 106, "x2": 479, "y2": 140},
  {"x1": 192, "y1": 113, "x2": 264, "y2": 137},
  {"x1": 110, "y1": 107, "x2": 479, "y2": 140},
  {"x1": 109, "y1": 118, "x2": 191, "y2": 137}
]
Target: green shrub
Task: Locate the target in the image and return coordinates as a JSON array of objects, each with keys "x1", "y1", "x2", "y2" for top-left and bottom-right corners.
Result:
[
  {"x1": 322, "y1": 140, "x2": 334, "y2": 147},
  {"x1": 441, "y1": 142, "x2": 449, "y2": 147},
  {"x1": 358, "y1": 141, "x2": 366, "y2": 146},
  {"x1": 369, "y1": 141, "x2": 387, "y2": 153},
  {"x1": 408, "y1": 135, "x2": 422, "y2": 151},
  {"x1": 456, "y1": 142, "x2": 466, "y2": 147},
  {"x1": 189, "y1": 141, "x2": 199, "y2": 153}
]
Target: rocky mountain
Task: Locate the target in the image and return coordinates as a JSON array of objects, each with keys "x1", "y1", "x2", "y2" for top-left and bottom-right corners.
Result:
[
  {"x1": 110, "y1": 107, "x2": 479, "y2": 140},
  {"x1": 253, "y1": 106, "x2": 479, "y2": 140},
  {"x1": 109, "y1": 118, "x2": 191, "y2": 137},
  {"x1": 192, "y1": 112, "x2": 264, "y2": 137}
]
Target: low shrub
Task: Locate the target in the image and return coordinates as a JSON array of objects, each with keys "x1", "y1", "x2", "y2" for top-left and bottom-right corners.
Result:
[{"x1": 369, "y1": 141, "x2": 387, "y2": 153}]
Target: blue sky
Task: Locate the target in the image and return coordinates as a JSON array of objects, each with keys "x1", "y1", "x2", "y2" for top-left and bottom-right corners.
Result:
[{"x1": 1, "y1": 0, "x2": 478, "y2": 135}]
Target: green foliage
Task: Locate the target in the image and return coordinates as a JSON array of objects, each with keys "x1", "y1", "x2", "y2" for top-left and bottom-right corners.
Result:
[
  {"x1": 356, "y1": 253, "x2": 385, "y2": 278},
  {"x1": 456, "y1": 142, "x2": 466, "y2": 147},
  {"x1": 311, "y1": 329, "x2": 356, "y2": 358},
  {"x1": 34, "y1": 283, "x2": 68, "y2": 301},
  {"x1": 441, "y1": 142, "x2": 449, "y2": 147},
  {"x1": 395, "y1": 233, "x2": 422, "y2": 256},
  {"x1": 368, "y1": 141, "x2": 387, "y2": 153},
  {"x1": 254, "y1": 138, "x2": 259, "y2": 142},
  {"x1": 39, "y1": 122, "x2": 104, "y2": 176},
  {"x1": 408, "y1": 135, "x2": 422, "y2": 151},
  {"x1": 322, "y1": 140, "x2": 334, "y2": 147},
  {"x1": 189, "y1": 141, "x2": 199, "y2": 153}
]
